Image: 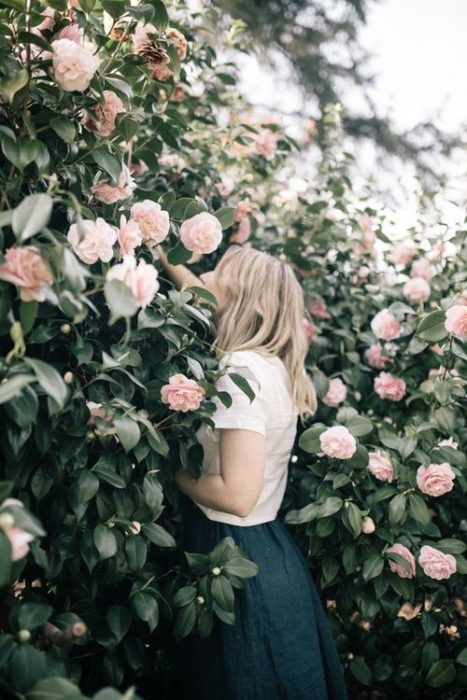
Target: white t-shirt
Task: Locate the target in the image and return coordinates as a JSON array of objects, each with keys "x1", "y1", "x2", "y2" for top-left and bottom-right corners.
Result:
[{"x1": 193, "y1": 349, "x2": 299, "y2": 526}]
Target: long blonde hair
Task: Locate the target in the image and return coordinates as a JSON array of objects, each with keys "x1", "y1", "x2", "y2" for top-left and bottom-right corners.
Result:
[{"x1": 212, "y1": 246, "x2": 317, "y2": 419}]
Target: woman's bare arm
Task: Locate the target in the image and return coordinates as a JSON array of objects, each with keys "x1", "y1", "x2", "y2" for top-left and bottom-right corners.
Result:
[{"x1": 157, "y1": 245, "x2": 203, "y2": 290}]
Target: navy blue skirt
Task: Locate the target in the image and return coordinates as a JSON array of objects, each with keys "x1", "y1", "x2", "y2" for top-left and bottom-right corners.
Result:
[{"x1": 171, "y1": 501, "x2": 349, "y2": 700}]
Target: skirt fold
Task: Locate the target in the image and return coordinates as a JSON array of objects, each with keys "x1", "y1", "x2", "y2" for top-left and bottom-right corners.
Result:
[{"x1": 171, "y1": 502, "x2": 349, "y2": 700}]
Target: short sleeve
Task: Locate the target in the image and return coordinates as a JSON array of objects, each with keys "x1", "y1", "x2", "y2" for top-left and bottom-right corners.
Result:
[{"x1": 211, "y1": 352, "x2": 266, "y2": 435}]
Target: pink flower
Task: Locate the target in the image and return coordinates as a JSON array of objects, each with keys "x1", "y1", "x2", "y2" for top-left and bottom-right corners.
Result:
[
  {"x1": 386, "y1": 543, "x2": 416, "y2": 579},
  {"x1": 418, "y1": 545, "x2": 456, "y2": 580},
  {"x1": 35, "y1": 7, "x2": 56, "y2": 32},
  {"x1": 180, "y1": 212, "x2": 223, "y2": 256},
  {"x1": 117, "y1": 215, "x2": 142, "y2": 257},
  {"x1": 368, "y1": 450, "x2": 395, "y2": 482},
  {"x1": 230, "y1": 217, "x2": 251, "y2": 244},
  {"x1": 390, "y1": 243, "x2": 417, "y2": 266},
  {"x1": 132, "y1": 22, "x2": 157, "y2": 51},
  {"x1": 254, "y1": 129, "x2": 277, "y2": 158},
  {"x1": 91, "y1": 166, "x2": 136, "y2": 204},
  {"x1": 6, "y1": 527, "x2": 35, "y2": 562},
  {"x1": 82, "y1": 90, "x2": 124, "y2": 137},
  {"x1": 411, "y1": 258, "x2": 435, "y2": 280},
  {"x1": 374, "y1": 372, "x2": 406, "y2": 401},
  {"x1": 86, "y1": 400, "x2": 117, "y2": 435},
  {"x1": 54, "y1": 23, "x2": 83, "y2": 42},
  {"x1": 234, "y1": 200, "x2": 251, "y2": 221},
  {"x1": 129, "y1": 160, "x2": 149, "y2": 177},
  {"x1": 301, "y1": 318, "x2": 316, "y2": 345},
  {"x1": 217, "y1": 176, "x2": 235, "y2": 197},
  {"x1": 319, "y1": 426, "x2": 357, "y2": 459},
  {"x1": 361, "y1": 516, "x2": 376, "y2": 534},
  {"x1": 403, "y1": 277, "x2": 431, "y2": 303},
  {"x1": 159, "y1": 153, "x2": 187, "y2": 171},
  {"x1": 166, "y1": 27, "x2": 188, "y2": 61},
  {"x1": 370, "y1": 309, "x2": 402, "y2": 341},
  {"x1": 416, "y1": 462, "x2": 455, "y2": 497},
  {"x1": 322, "y1": 378, "x2": 347, "y2": 407},
  {"x1": 308, "y1": 298, "x2": 331, "y2": 320},
  {"x1": 130, "y1": 200, "x2": 170, "y2": 247},
  {"x1": 364, "y1": 343, "x2": 391, "y2": 369},
  {"x1": 52, "y1": 38, "x2": 99, "y2": 92},
  {"x1": 444, "y1": 305, "x2": 467, "y2": 340},
  {"x1": 358, "y1": 214, "x2": 376, "y2": 253},
  {"x1": 0, "y1": 246, "x2": 54, "y2": 302},
  {"x1": 106, "y1": 256, "x2": 159, "y2": 308},
  {"x1": 67, "y1": 218, "x2": 116, "y2": 264},
  {"x1": 161, "y1": 373, "x2": 205, "y2": 412}
]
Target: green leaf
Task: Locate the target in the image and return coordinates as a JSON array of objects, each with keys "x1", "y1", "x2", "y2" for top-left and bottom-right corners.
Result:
[
  {"x1": 362, "y1": 553, "x2": 384, "y2": 581},
  {"x1": 27, "y1": 677, "x2": 82, "y2": 700},
  {"x1": 23, "y1": 357, "x2": 68, "y2": 410},
  {"x1": 106, "y1": 605, "x2": 131, "y2": 643},
  {"x1": 0, "y1": 531, "x2": 12, "y2": 586},
  {"x1": 417, "y1": 310, "x2": 448, "y2": 342},
  {"x1": 167, "y1": 241, "x2": 193, "y2": 265},
  {"x1": 341, "y1": 502, "x2": 362, "y2": 538},
  {"x1": 92, "y1": 150, "x2": 122, "y2": 181},
  {"x1": 344, "y1": 415, "x2": 373, "y2": 437},
  {"x1": 104, "y1": 279, "x2": 139, "y2": 320},
  {"x1": 435, "y1": 538, "x2": 467, "y2": 555},
  {"x1": 227, "y1": 372, "x2": 256, "y2": 401},
  {"x1": 114, "y1": 416, "x2": 141, "y2": 453},
  {"x1": 319, "y1": 496, "x2": 343, "y2": 517},
  {"x1": 17, "y1": 603, "x2": 53, "y2": 630},
  {"x1": 298, "y1": 423, "x2": 326, "y2": 453},
  {"x1": 408, "y1": 493, "x2": 431, "y2": 525},
  {"x1": 172, "y1": 586, "x2": 197, "y2": 608},
  {"x1": 434, "y1": 406, "x2": 456, "y2": 433},
  {"x1": 214, "y1": 206, "x2": 236, "y2": 230},
  {"x1": 142, "y1": 522, "x2": 176, "y2": 548},
  {"x1": 93, "y1": 525, "x2": 117, "y2": 560},
  {"x1": 93, "y1": 460, "x2": 126, "y2": 489},
  {"x1": 388, "y1": 493, "x2": 407, "y2": 525},
  {"x1": 222, "y1": 557, "x2": 259, "y2": 578},
  {"x1": 211, "y1": 575, "x2": 234, "y2": 612},
  {"x1": 349, "y1": 656, "x2": 373, "y2": 686},
  {"x1": 50, "y1": 116, "x2": 76, "y2": 143},
  {"x1": 0, "y1": 67, "x2": 28, "y2": 102},
  {"x1": 131, "y1": 591, "x2": 158, "y2": 623},
  {"x1": 456, "y1": 647, "x2": 467, "y2": 666},
  {"x1": 397, "y1": 435, "x2": 417, "y2": 460},
  {"x1": 173, "y1": 602, "x2": 196, "y2": 640},
  {"x1": 12, "y1": 194, "x2": 53, "y2": 242},
  {"x1": 152, "y1": 0, "x2": 169, "y2": 30},
  {"x1": 426, "y1": 660, "x2": 456, "y2": 688},
  {"x1": 0, "y1": 374, "x2": 34, "y2": 404}
]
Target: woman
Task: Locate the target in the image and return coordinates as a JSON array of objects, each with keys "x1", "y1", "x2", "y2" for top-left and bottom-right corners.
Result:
[{"x1": 159, "y1": 244, "x2": 349, "y2": 700}]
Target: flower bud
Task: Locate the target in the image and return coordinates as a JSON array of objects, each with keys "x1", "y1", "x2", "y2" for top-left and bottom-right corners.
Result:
[
  {"x1": 361, "y1": 516, "x2": 376, "y2": 534},
  {"x1": 196, "y1": 596, "x2": 205, "y2": 605},
  {"x1": 0, "y1": 512, "x2": 15, "y2": 531},
  {"x1": 85, "y1": 431, "x2": 95, "y2": 440},
  {"x1": 16, "y1": 629, "x2": 31, "y2": 643},
  {"x1": 71, "y1": 621, "x2": 87, "y2": 638},
  {"x1": 60, "y1": 323, "x2": 71, "y2": 334},
  {"x1": 129, "y1": 521, "x2": 141, "y2": 535},
  {"x1": 211, "y1": 566, "x2": 221, "y2": 576},
  {"x1": 63, "y1": 371, "x2": 74, "y2": 384}
]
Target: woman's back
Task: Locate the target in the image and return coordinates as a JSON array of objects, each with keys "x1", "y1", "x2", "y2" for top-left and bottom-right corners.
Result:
[{"x1": 195, "y1": 349, "x2": 298, "y2": 526}]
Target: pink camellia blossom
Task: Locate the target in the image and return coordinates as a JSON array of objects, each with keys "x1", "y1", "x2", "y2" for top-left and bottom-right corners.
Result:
[
  {"x1": 82, "y1": 90, "x2": 124, "y2": 137},
  {"x1": 106, "y1": 256, "x2": 159, "y2": 308},
  {"x1": 444, "y1": 305, "x2": 467, "y2": 340},
  {"x1": 166, "y1": 27, "x2": 188, "y2": 61},
  {"x1": 91, "y1": 166, "x2": 136, "y2": 204},
  {"x1": 217, "y1": 176, "x2": 235, "y2": 198},
  {"x1": 370, "y1": 309, "x2": 402, "y2": 341},
  {"x1": 254, "y1": 128, "x2": 277, "y2": 158},
  {"x1": 301, "y1": 318, "x2": 316, "y2": 345},
  {"x1": 390, "y1": 243, "x2": 417, "y2": 266},
  {"x1": 319, "y1": 425, "x2": 357, "y2": 459},
  {"x1": 129, "y1": 160, "x2": 149, "y2": 177},
  {"x1": 418, "y1": 545, "x2": 457, "y2": 580},
  {"x1": 54, "y1": 22, "x2": 83, "y2": 42},
  {"x1": 374, "y1": 372, "x2": 406, "y2": 401},
  {"x1": 410, "y1": 258, "x2": 435, "y2": 280},
  {"x1": 235, "y1": 200, "x2": 251, "y2": 221},
  {"x1": 159, "y1": 153, "x2": 187, "y2": 171},
  {"x1": 230, "y1": 217, "x2": 251, "y2": 244},
  {"x1": 367, "y1": 450, "x2": 395, "y2": 482},
  {"x1": 130, "y1": 200, "x2": 170, "y2": 247},
  {"x1": 361, "y1": 516, "x2": 376, "y2": 534},
  {"x1": 6, "y1": 527, "x2": 35, "y2": 562},
  {"x1": 322, "y1": 378, "x2": 347, "y2": 407},
  {"x1": 308, "y1": 298, "x2": 331, "y2": 320},
  {"x1": 67, "y1": 218, "x2": 116, "y2": 264},
  {"x1": 52, "y1": 38, "x2": 99, "y2": 92},
  {"x1": 403, "y1": 277, "x2": 431, "y2": 304},
  {"x1": 152, "y1": 63, "x2": 173, "y2": 82},
  {"x1": 0, "y1": 246, "x2": 54, "y2": 302},
  {"x1": 416, "y1": 462, "x2": 456, "y2": 497},
  {"x1": 364, "y1": 343, "x2": 391, "y2": 369},
  {"x1": 386, "y1": 543, "x2": 416, "y2": 579},
  {"x1": 117, "y1": 215, "x2": 142, "y2": 257},
  {"x1": 160, "y1": 373, "x2": 205, "y2": 412},
  {"x1": 132, "y1": 22, "x2": 157, "y2": 52},
  {"x1": 180, "y1": 212, "x2": 223, "y2": 256},
  {"x1": 35, "y1": 6, "x2": 56, "y2": 32}
]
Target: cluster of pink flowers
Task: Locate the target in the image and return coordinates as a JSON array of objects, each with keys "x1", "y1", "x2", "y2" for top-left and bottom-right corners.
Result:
[
  {"x1": 0, "y1": 499, "x2": 35, "y2": 562},
  {"x1": 416, "y1": 462, "x2": 456, "y2": 497},
  {"x1": 319, "y1": 425, "x2": 357, "y2": 459},
  {"x1": 386, "y1": 543, "x2": 457, "y2": 580},
  {"x1": 180, "y1": 212, "x2": 223, "y2": 262},
  {"x1": 82, "y1": 90, "x2": 125, "y2": 138},
  {"x1": 322, "y1": 378, "x2": 347, "y2": 407},
  {"x1": 106, "y1": 256, "x2": 160, "y2": 309},
  {"x1": 0, "y1": 246, "x2": 54, "y2": 302},
  {"x1": 374, "y1": 372, "x2": 406, "y2": 401},
  {"x1": 161, "y1": 373, "x2": 205, "y2": 412}
]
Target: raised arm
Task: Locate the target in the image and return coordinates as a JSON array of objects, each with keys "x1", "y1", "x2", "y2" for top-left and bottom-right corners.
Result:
[{"x1": 157, "y1": 245, "x2": 203, "y2": 291}]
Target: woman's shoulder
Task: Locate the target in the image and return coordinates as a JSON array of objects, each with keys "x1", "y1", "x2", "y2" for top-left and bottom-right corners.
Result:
[{"x1": 219, "y1": 349, "x2": 282, "y2": 369}]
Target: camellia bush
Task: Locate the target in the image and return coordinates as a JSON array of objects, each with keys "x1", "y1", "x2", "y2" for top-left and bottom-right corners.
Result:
[{"x1": 0, "y1": 2, "x2": 465, "y2": 700}]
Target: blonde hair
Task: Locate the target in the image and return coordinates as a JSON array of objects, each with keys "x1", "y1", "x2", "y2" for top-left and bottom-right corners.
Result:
[{"x1": 212, "y1": 246, "x2": 317, "y2": 420}]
